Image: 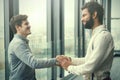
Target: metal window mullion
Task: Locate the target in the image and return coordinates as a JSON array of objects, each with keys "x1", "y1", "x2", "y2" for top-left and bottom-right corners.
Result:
[
  {"x1": 80, "y1": 0, "x2": 85, "y2": 57},
  {"x1": 102, "y1": 0, "x2": 106, "y2": 25},
  {"x1": 59, "y1": 0, "x2": 64, "y2": 78},
  {"x1": 4, "y1": 0, "x2": 19, "y2": 80},
  {"x1": 51, "y1": 0, "x2": 61, "y2": 79},
  {"x1": 9, "y1": 0, "x2": 19, "y2": 41},
  {"x1": 75, "y1": 0, "x2": 81, "y2": 57},
  {"x1": 51, "y1": 0, "x2": 57, "y2": 80},
  {"x1": 4, "y1": 0, "x2": 10, "y2": 80},
  {"x1": 47, "y1": 0, "x2": 52, "y2": 79},
  {"x1": 74, "y1": 0, "x2": 85, "y2": 58},
  {"x1": 13, "y1": 0, "x2": 19, "y2": 15},
  {"x1": 106, "y1": 0, "x2": 111, "y2": 32}
]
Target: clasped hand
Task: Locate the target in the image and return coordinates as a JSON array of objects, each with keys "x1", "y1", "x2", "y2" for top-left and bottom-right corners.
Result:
[{"x1": 56, "y1": 55, "x2": 71, "y2": 70}]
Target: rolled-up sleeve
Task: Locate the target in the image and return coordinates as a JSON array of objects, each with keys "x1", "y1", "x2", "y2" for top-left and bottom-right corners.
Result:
[{"x1": 71, "y1": 58, "x2": 85, "y2": 65}]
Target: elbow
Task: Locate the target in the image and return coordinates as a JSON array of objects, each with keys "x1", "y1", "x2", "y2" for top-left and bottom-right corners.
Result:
[
  {"x1": 80, "y1": 66, "x2": 95, "y2": 75},
  {"x1": 29, "y1": 63, "x2": 36, "y2": 69}
]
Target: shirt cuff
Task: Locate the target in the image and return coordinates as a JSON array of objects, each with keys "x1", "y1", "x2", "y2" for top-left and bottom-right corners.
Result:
[
  {"x1": 54, "y1": 58, "x2": 60, "y2": 66},
  {"x1": 67, "y1": 65, "x2": 73, "y2": 73},
  {"x1": 67, "y1": 65, "x2": 82, "y2": 75}
]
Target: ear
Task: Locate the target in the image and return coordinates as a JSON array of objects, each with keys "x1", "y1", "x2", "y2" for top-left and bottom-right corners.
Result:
[
  {"x1": 92, "y1": 11, "x2": 97, "y2": 19},
  {"x1": 15, "y1": 25, "x2": 20, "y2": 31}
]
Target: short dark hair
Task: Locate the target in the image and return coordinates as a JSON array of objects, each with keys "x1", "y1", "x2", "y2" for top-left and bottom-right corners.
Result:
[
  {"x1": 82, "y1": 1, "x2": 104, "y2": 24},
  {"x1": 9, "y1": 15, "x2": 28, "y2": 34}
]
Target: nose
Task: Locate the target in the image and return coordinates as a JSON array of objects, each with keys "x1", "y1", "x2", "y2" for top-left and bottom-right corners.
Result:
[
  {"x1": 81, "y1": 18, "x2": 83, "y2": 23},
  {"x1": 28, "y1": 25, "x2": 31, "y2": 28},
  {"x1": 27, "y1": 25, "x2": 31, "y2": 29},
  {"x1": 81, "y1": 17, "x2": 84, "y2": 22}
]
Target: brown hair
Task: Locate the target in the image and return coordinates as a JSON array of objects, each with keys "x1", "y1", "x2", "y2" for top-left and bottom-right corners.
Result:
[
  {"x1": 9, "y1": 15, "x2": 28, "y2": 34},
  {"x1": 82, "y1": 1, "x2": 104, "y2": 24}
]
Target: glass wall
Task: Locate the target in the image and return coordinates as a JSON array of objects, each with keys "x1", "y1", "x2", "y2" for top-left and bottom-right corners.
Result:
[
  {"x1": 84, "y1": 0, "x2": 92, "y2": 54},
  {"x1": 0, "y1": 0, "x2": 5, "y2": 80},
  {"x1": 1, "y1": 0, "x2": 120, "y2": 79},
  {"x1": 111, "y1": 0, "x2": 120, "y2": 50},
  {"x1": 19, "y1": 0, "x2": 48, "y2": 79},
  {"x1": 64, "y1": 0, "x2": 75, "y2": 76},
  {"x1": 85, "y1": 29, "x2": 92, "y2": 53}
]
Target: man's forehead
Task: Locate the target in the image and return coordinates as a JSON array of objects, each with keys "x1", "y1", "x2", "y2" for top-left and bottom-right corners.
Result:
[
  {"x1": 82, "y1": 8, "x2": 89, "y2": 14},
  {"x1": 22, "y1": 20, "x2": 28, "y2": 23}
]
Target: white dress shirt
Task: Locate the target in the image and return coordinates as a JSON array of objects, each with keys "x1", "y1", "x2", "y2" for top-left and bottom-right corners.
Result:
[{"x1": 68, "y1": 25, "x2": 114, "y2": 80}]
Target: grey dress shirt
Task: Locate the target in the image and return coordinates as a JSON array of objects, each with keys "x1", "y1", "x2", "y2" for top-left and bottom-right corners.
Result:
[{"x1": 8, "y1": 34, "x2": 56, "y2": 80}]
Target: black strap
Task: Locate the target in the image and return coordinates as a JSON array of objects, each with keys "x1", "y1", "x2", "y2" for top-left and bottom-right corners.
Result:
[{"x1": 92, "y1": 73, "x2": 94, "y2": 80}]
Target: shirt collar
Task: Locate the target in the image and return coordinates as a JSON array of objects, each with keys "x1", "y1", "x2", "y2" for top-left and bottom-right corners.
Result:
[
  {"x1": 14, "y1": 34, "x2": 29, "y2": 44},
  {"x1": 92, "y1": 25, "x2": 107, "y2": 35}
]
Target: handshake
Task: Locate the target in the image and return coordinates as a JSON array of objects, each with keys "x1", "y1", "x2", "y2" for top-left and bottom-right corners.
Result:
[{"x1": 56, "y1": 55, "x2": 72, "y2": 70}]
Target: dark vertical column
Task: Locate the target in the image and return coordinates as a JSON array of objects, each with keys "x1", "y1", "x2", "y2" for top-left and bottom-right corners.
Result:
[
  {"x1": 59, "y1": 0, "x2": 64, "y2": 78},
  {"x1": 75, "y1": 0, "x2": 85, "y2": 57},
  {"x1": 80, "y1": 0, "x2": 85, "y2": 57},
  {"x1": 51, "y1": 0, "x2": 56, "y2": 80},
  {"x1": 106, "y1": 0, "x2": 111, "y2": 32},
  {"x1": 4, "y1": 0, "x2": 19, "y2": 80},
  {"x1": 75, "y1": 0, "x2": 81, "y2": 57},
  {"x1": 47, "y1": 0, "x2": 56, "y2": 80},
  {"x1": 47, "y1": 0, "x2": 62, "y2": 79},
  {"x1": 4, "y1": 0, "x2": 10, "y2": 80},
  {"x1": 47, "y1": 0, "x2": 52, "y2": 79},
  {"x1": 9, "y1": 0, "x2": 19, "y2": 41},
  {"x1": 102, "y1": 0, "x2": 111, "y2": 32}
]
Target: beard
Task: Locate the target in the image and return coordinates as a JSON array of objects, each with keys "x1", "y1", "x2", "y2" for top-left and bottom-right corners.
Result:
[{"x1": 83, "y1": 16, "x2": 94, "y2": 29}]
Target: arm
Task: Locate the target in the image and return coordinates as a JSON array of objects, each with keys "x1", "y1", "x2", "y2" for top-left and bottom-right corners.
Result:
[
  {"x1": 56, "y1": 55, "x2": 85, "y2": 66},
  {"x1": 14, "y1": 42, "x2": 56, "y2": 69},
  {"x1": 71, "y1": 57, "x2": 85, "y2": 65}
]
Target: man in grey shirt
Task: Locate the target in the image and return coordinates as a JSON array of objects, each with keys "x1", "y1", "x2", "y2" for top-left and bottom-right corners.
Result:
[{"x1": 8, "y1": 15, "x2": 59, "y2": 80}]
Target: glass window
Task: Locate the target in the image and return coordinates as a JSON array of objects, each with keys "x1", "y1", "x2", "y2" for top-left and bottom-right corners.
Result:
[
  {"x1": 0, "y1": 0, "x2": 5, "y2": 79},
  {"x1": 85, "y1": 0, "x2": 91, "y2": 2},
  {"x1": 19, "y1": 0, "x2": 48, "y2": 79},
  {"x1": 84, "y1": 0, "x2": 92, "y2": 54},
  {"x1": 64, "y1": 0, "x2": 75, "y2": 76},
  {"x1": 85, "y1": 29, "x2": 92, "y2": 53},
  {"x1": 111, "y1": 0, "x2": 120, "y2": 50}
]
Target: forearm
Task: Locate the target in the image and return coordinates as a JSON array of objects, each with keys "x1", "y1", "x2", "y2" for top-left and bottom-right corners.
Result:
[
  {"x1": 15, "y1": 44, "x2": 57, "y2": 69},
  {"x1": 71, "y1": 57, "x2": 85, "y2": 65},
  {"x1": 30, "y1": 57, "x2": 57, "y2": 68}
]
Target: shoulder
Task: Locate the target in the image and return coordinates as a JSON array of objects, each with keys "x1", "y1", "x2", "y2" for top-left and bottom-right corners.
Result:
[
  {"x1": 100, "y1": 30, "x2": 113, "y2": 40},
  {"x1": 95, "y1": 30, "x2": 113, "y2": 43},
  {"x1": 9, "y1": 37, "x2": 26, "y2": 49}
]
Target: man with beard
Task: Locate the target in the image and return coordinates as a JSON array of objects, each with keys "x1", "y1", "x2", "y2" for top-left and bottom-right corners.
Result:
[{"x1": 56, "y1": 1, "x2": 114, "y2": 80}]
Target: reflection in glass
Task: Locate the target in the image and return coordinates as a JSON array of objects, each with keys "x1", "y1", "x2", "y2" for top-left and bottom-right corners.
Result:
[
  {"x1": 19, "y1": 0, "x2": 47, "y2": 79},
  {"x1": 111, "y1": 0, "x2": 120, "y2": 50},
  {"x1": 0, "y1": 0, "x2": 5, "y2": 79}
]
